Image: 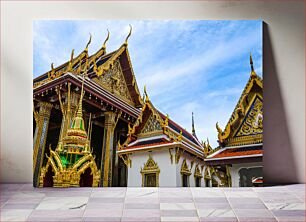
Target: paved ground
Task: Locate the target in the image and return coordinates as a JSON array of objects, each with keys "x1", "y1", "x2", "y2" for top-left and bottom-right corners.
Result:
[{"x1": 0, "y1": 184, "x2": 305, "y2": 222}]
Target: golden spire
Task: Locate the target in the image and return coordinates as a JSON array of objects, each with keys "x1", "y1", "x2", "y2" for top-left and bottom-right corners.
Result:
[
  {"x1": 250, "y1": 52, "x2": 256, "y2": 77},
  {"x1": 124, "y1": 24, "x2": 132, "y2": 46},
  {"x1": 102, "y1": 29, "x2": 110, "y2": 50},
  {"x1": 76, "y1": 76, "x2": 85, "y2": 119},
  {"x1": 192, "y1": 112, "x2": 196, "y2": 137},
  {"x1": 85, "y1": 33, "x2": 92, "y2": 52}
]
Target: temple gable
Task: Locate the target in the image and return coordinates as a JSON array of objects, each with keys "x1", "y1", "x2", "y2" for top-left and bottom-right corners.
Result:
[
  {"x1": 140, "y1": 113, "x2": 162, "y2": 135},
  {"x1": 235, "y1": 96, "x2": 263, "y2": 137},
  {"x1": 92, "y1": 59, "x2": 134, "y2": 105}
]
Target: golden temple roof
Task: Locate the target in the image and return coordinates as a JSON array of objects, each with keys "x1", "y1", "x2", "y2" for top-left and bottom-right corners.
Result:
[{"x1": 215, "y1": 54, "x2": 263, "y2": 148}]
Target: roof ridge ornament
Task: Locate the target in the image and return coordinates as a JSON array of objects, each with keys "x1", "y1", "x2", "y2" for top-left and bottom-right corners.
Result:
[
  {"x1": 250, "y1": 52, "x2": 256, "y2": 78},
  {"x1": 49, "y1": 63, "x2": 55, "y2": 79},
  {"x1": 124, "y1": 24, "x2": 132, "y2": 46},
  {"x1": 102, "y1": 29, "x2": 110, "y2": 50},
  {"x1": 144, "y1": 85, "x2": 149, "y2": 102},
  {"x1": 67, "y1": 49, "x2": 74, "y2": 72},
  {"x1": 70, "y1": 49, "x2": 74, "y2": 62},
  {"x1": 85, "y1": 33, "x2": 92, "y2": 52}
]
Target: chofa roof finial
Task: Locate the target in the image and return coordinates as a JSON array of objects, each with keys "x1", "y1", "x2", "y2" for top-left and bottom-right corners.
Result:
[
  {"x1": 144, "y1": 85, "x2": 149, "y2": 102},
  {"x1": 102, "y1": 29, "x2": 110, "y2": 50},
  {"x1": 250, "y1": 52, "x2": 256, "y2": 77},
  {"x1": 70, "y1": 49, "x2": 74, "y2": 62},
  {"x1": 85, "y1": 33, "x2": 92, "y2": 52},
  {"x1": 124, "y1": 24, "x2": 132, "y2": 46}
]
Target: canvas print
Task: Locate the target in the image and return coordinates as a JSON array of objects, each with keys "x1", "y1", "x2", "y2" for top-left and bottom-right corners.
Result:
[{"x1": 33, "y1": 20, "x2": 263, "y2": 188}]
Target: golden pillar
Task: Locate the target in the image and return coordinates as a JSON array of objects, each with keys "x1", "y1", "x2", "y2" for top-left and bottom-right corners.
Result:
[
  {"x1": 101, "y1": 111, "x2": 119, "y2": 187},
  {"x1": 33, "y1": 102, "x2": 53, "y2": 187}
]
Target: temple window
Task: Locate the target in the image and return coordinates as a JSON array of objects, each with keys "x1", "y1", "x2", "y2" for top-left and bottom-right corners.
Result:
[
  {"x1": 180, "y1": 159, "x2": 191, "y2": 187},
  {"x1": 140, "y1": 155, "x2": 160, "y2": 187},
  {"x1": 195, "y1": 177, "x2": 201, "y2": 187},
  {"x1": 182, "y1": 174, "x2": 190, "y2": 187},
  {"x1": 194, "y1": 165, "x2": 203, "y2": 187}
]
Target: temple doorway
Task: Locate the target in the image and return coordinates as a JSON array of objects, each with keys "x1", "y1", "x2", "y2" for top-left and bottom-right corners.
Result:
[
  {"x1": 182, "y1": 174, "x2": 190, "y2": 187},
  {"x1": 195, "y1": 177, "x2": 201, "y2": 187},
  {"x1": 43, "y1": 166, "x2": 54, "y2": 187},
  {"x1": 79, "y1": 168, "x2": 93, "y2": 187},
  {"x1": 144, "y1": 173, "x2": 157, "y2": 187}
]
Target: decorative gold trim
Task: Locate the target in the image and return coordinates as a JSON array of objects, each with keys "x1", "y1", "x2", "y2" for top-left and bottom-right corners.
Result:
[
  {"x1": 168, "y1": 148, "x2": 174, "y2": 164},
  {"x1": 175, "y1": 147, "x2": 183, "y2": 164},
  {"x1": 119, "y1": 154, "x2": 132, "y2": 168},
  {"x1": 180, "y1": 159, "x2": 191, "y2": 176},
  {"x1": 194, "y1": 164, "x2": 202, "y2": 178}
]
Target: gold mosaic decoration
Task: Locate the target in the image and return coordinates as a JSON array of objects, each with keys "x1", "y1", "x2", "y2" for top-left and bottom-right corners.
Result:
[
  {"x1": 93, "y1": 59, "x2": 133, "y2": 105},
  {"x1": 236, "y1": 97, "x2": 263, "y2": 137},
  {"x1": 140, "y1": 114, "x2": 162, "y2": 134},
  {"x1": 38, "y1": 77, "x2": 101, "y2": 187}
]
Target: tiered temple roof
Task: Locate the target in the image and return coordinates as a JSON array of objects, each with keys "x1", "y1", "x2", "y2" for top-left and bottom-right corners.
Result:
[
  {"x1": 117, "y1": 87, "x2": 204, "y2": 158},
  {"x1": 34, "y1": 27, "x2": 143, "y2": 121},
  {"x1": 205, "y1": 54, "x2": 263, "y2": 164}
]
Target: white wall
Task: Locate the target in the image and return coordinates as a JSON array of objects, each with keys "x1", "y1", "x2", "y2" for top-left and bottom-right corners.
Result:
[
  {"x1": 230, "y1": 162, "x2": 263, "y2": 187},
  {"x1": 127, "y1": 149, "x2": 176, "y2": 187},
  {"x1": 176, "y1": 152, "x2": 205, "y2": 187},
  {"x1": 1, "y1": 1, "x2": 304, "y2": 184},
  {"x1": 127, "y1": 149, "x2": 205, "y2": 187}
]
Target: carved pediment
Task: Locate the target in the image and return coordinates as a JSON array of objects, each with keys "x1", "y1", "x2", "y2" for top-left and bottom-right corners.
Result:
[
  {"x1": 93, "y1": 59, "x2": 134, "y2": 105},
  {"x1": 194, "y1": 165, "x2": 202, "y2": 178},
  {"x1": 235, "y1": 96, "x2": 263, "y2": 137},
  {"x1": 141, "y1": 155, "x2": 160, "y2": 172},
  {"x1": 181, "y1": 159, "x2": 191, "y2": 175},
  {"x1": 140, "y1": 113, "x2": 162, "y2": 135}
]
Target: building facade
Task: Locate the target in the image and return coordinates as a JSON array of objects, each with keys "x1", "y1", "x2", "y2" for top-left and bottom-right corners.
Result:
[{"x1": 33, "y1": 29, "x2": 263, "y2": 187}]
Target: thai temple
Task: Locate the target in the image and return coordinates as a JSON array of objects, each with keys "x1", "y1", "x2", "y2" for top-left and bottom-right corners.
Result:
[{"x1": 33, "y1": 27, "x2": 263, "y2": 188}]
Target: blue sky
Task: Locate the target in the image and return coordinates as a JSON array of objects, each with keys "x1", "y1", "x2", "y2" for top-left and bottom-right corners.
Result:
[{"x1": 33, "y1": 20, "x2": 262, "y2": 147}]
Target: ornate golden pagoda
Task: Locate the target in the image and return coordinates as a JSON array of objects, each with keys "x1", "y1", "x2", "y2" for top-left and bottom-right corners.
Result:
[{"x1": 38, "y1": 77, "x2": 100, "y2": 187}]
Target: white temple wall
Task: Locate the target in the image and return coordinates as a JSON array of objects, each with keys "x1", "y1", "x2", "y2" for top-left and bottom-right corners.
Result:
[
  {"x1": 126, "y1": 148, "x2": 205, "y2": 187},
  {"x1": 175, "y1": 152, "x2": 205, "y2": 187},
  {"x1": 230, "y1": 162, "x2": 263, "y2": 187},
  {"x1": 127, "y1": 149, "x2": 176, "y2": 187}
]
